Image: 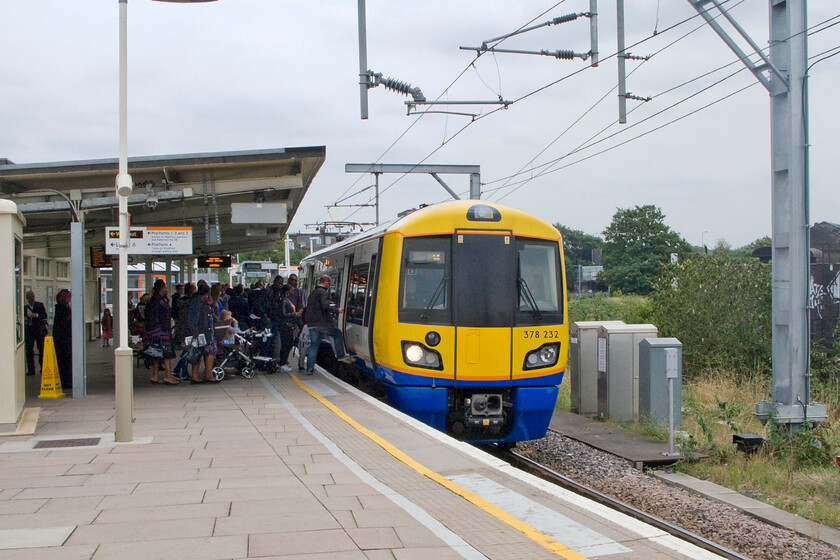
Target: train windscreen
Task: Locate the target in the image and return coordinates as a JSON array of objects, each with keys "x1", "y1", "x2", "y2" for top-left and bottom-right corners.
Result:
[
  {"x1": 398, "y1": 234, "x2": 563, "y2": 327},
  {"x1": 516, "y1": 239, "x2": 563, "y2": 325},
  {"x1": 398, "y1": 236, "x2": 451, "y2": 324}
]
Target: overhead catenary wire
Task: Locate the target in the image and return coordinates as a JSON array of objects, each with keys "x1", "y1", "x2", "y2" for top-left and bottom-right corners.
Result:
[
  {"x1": 320, "y1": 1, "x2": 570, "y2": 224},
  {"x1": 375, "y1": 0, "x2": 753, "y2": 207},
  {"x1": 333, "y1": 4, "x2": 839, "y2": 224},
  {"x1": 485, "y1": 9, "x2": 840, "y2": 200},
  {"x1": 497, "y1": 81, "x2": 761, "y2": 198},
  {"x1": 335, "y1": 0, "x2": 738, "y2": 219},
  {"x1": 483, "y1": 1, "x2": 746, "y2": 201}
]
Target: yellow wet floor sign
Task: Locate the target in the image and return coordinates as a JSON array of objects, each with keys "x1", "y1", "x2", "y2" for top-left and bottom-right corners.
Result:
[{"x1": 38, "y1": 336, "x2": 65, "y2": 398}]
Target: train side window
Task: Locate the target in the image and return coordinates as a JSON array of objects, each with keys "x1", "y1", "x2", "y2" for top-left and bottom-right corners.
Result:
[
  {"x1": 329, "y1": 271, "x2": 343, "y2": 311},
  {"x1": 346, "y1": 264, "x2": 369, "y2": 326},
  {"x1": 399, "y1": 236, "x2": 451, "y2": 325}
]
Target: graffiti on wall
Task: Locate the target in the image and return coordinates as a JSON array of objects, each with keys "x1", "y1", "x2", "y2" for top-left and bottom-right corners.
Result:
[{"x1": 810, "y1": 264, "x2": 840, "y2": 346}]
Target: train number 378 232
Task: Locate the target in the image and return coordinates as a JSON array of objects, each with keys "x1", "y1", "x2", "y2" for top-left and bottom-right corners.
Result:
[{"x1": 523, "y1": 330, "x2": 559, "y2": 339}]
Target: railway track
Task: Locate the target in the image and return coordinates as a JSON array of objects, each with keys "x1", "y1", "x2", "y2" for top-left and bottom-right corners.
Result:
[
  {"x1": 322, "y1": 363, "x2": 838, "y2": 559},
  {"x1": 486, "y1": 446, "x2": 752, "y2": 560}
]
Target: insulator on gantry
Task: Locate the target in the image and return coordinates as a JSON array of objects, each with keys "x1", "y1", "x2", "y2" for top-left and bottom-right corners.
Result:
[
  {"x1": 551, "y1": 13, "x2": 580, "y2": 25},
  {"x1": 381, "y1": 77, "x2": 426, "y2": 103}
]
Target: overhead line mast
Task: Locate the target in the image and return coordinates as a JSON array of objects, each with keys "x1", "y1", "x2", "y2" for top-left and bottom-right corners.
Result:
[{"x1": 686, "y1": 0, "x2": 824, "y2": 432}]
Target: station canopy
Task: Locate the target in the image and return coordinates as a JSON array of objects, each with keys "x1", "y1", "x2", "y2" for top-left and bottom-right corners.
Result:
[{"x1": 0, "y1": 146, "x2": 325, "y2": 258}]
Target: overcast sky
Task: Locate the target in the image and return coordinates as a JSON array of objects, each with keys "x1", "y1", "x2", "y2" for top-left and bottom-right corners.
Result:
[{"x1": 1, "y1": 1, "x2": 838, "y2": 248}]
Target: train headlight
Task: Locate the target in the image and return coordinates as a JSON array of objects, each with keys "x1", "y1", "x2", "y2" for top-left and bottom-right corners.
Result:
[
  {"x1": 539, "y1": 345, "x2": 557, "y2": 363},
  {"x1": 405, "y1": 344, "x2": 424, "y2": 363},
  {"x1": 523, "y1": 343, "x2": 560, "y2": 370},
  {"x1": 402, "y1": 341, "x2": 443, "y2": 370}
]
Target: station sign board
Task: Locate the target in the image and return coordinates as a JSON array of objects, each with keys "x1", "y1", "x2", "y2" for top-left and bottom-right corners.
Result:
[
  {"x1": 105, "y1": 226, "x2": 192, "y2": 255},
  {"x1": 231, "y1": 202, "x2": 287, "y2": 224},
  {"x1": 197, "y1": 255, "x2": 232, "y2": 268},
  {"x1": 90, "y1": 246, "x2": 113, "y2": 268}
]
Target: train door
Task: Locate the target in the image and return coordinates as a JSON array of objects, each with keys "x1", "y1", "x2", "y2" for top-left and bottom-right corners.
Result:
[
  {"x1": 336, "y1": 255, "x2": 352, "y2": 334},
  {"x1": 344, "y1": 259, "x2": 371, "y2": 360},
  {"x1": 452, "y1": 230, "x2": 515, "y2": 384},
  {"x1": 364, "y1": 252, "x2": 378, "y2": 366}
]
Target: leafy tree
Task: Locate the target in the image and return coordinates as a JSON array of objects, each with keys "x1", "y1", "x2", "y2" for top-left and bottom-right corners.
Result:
[
  {"x1": 237, "y1": 242, "x2": 307, "y2": 267},
  {"x1": 287, "y1": 247, "x2": 306, "y2": 266},
  {"x1": 598, "y1": 205, "x2": 691, "y2": 294},
  {"x1": 650, "y1": 253, "x2": 772, "y2": 375},
  {"x1": 553, "y1": 223, "x2": 603, "y2": 288},
  {"x1": 711, "y1": 239, "x2": 731, "y2": 256},
  {"x1": 237, "y1": 248, "x2": 283, "y2": 263}
]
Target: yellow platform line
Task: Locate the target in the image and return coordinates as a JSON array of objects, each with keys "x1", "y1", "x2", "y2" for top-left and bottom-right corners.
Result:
[{"x1": 291, "y1": 374, "x2": 589, "y2": 560}]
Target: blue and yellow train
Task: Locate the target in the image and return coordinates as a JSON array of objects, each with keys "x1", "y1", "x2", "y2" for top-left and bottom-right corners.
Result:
[{"x1": 298, "y1": 200, "x2": 568, "y2": 444}]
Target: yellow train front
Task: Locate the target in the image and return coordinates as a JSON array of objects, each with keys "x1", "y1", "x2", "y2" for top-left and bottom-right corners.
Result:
[{"x1": 300, "y1": 200, "x2": 569, "y2": 444}]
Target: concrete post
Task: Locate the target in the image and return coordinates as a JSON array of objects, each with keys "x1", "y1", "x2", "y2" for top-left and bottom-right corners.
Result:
[{"x1": 70, "y1": 222, "x2": 86, "y2": 398}]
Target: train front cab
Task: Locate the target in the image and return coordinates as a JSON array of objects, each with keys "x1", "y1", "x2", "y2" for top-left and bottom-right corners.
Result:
[{"x1": 371, "y1": 202, "x2": 569, "y2": 444}]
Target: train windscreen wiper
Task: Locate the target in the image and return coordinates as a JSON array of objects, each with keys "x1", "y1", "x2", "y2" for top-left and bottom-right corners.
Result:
[
  {"x1": 420, "y1": 276, "x2": 447, "y2": 321},
  {"x1": 518, "y1": 276, "x2": 543, "y2": 320}
]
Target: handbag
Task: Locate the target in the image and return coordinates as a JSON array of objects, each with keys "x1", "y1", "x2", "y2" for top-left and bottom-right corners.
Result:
[
  {"x1": 181, "y1": 344, "x2": 202, "y2": 364},
  {"x1": 142, "y1": 342, "x2": 164, "y2": 359}
]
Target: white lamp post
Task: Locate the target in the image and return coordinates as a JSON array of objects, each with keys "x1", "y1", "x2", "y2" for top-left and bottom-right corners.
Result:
[{"x1": 115, "y1": 0, "x2": 217, "y2": 443}]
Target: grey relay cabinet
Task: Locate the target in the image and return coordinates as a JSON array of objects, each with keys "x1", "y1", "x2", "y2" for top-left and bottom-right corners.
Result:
[
  {"x1": 569, "y1": 321, "x2": 625, "y2": 418},
  {"x1": 639, "y1": 338, "x2": 683, "y2": 427},
  {"x1": 596, "y1": 323, "x2": 658, "y2": 422}
]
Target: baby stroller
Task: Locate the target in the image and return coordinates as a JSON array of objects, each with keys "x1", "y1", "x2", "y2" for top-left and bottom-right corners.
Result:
[
  {"x1": 211, "y1": 325, "x2": 256, "y2": 380},
  {"x1": 244, "y1": 327, "x2": 278, "y2": 374}
]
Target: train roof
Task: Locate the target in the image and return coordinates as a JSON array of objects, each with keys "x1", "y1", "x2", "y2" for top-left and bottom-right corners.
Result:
[
  {"x1": 301, "y1": 200, "x2": 560, "y2": 263},
  {"x1": 391, "y1": 200, "x2": 560, "y2": 239}
]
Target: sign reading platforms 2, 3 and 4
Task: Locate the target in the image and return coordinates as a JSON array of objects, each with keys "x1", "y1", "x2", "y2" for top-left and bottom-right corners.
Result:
[{"x1": 105, "y1": 226, "x2": 192, "y2": 255}]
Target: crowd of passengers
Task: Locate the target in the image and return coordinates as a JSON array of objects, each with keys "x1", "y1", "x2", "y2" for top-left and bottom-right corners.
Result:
[{"x1": 129, "y1": 273, "x2": 314, "y2": 385}]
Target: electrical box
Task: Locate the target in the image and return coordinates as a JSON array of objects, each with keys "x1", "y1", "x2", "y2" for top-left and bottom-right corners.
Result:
[
  {"x1": 596, "y1": 323, "x2": 658, "y2": 422},
  {"x1": 569, "y1": 321, "x2": 625, "y2": 418},
  {"x1": 639, "y1": 338, "x2": 682, "y2": 426}
]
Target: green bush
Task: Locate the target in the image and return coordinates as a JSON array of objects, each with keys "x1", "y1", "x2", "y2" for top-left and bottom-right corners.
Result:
[
  {"x1": 765, "y1": 421, "x2": 839, "y2": 469},
  {"x1": 568, "y1": 293, "x2": 652, "y2": 324},
  {"x1": 649, "y1": 254, "x2": 771, "y2": 376}
]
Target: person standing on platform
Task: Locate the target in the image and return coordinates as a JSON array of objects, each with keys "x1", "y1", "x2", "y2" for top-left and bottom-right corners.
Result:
[
  {"x1": 277, "y1": 284, "x2": 301, "y2": 372},
  {"x1": 170, "y1": 284, "x2": 184, "y2": 312},
  {"x1": 186, "y1": 283, "x2": 219, "y2": 384},
  {"x1": 173, "y1": 282, "x2": 194, "y2": 348},
  {"x1": 144, "y1": 279, "x2": 179, "y2": 385},
  {"x1": 24, "y1": 291, "x2": 48, "y2": 376},
  {"x1": 286, "y1": 274, "x2": 305, "y2": 319},
  {"x1": 53, "y1": 289, "x2": 73, "y2": 389},
  {"x1": 101, "y1": 308, "x2": 113, "y2": 347},
  {"x1": 210, "y1": 283, "x2": 224, "y2": 318}
]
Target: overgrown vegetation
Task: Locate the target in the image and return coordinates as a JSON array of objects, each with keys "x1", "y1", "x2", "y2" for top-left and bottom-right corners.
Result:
[
  {"x1": 555, "y1": 206, "x2": 840, "y2": 527},
  {"x1": 563, "y1": 271, "x2": 840, "y2": 528},
  {"x1": 649, "y1": 254, "x2": 772, "y2": 376},
  {"x1": 568, "y1": 293, "x2": 653, "y2": 324},
  {"x1": 675, "y1": 370, "x2": 840, "y2": 527}
]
